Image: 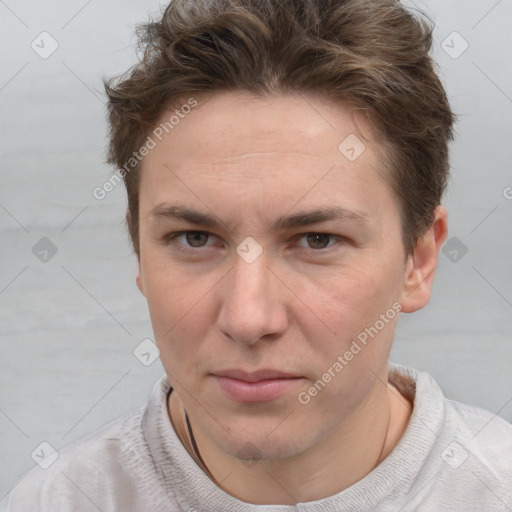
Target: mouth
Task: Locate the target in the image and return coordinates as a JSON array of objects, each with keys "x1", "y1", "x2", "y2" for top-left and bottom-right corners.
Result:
[{"x1": 212, "y1": 369, "x2": 303, "y2": 403}]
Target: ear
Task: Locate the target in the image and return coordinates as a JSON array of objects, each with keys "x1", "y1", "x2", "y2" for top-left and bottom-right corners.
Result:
[
  {"x1": 126, "y1": 210, "x2": 146, "y2": 297},
  {"x1": 400, "y1": 205, "x2": 448, "y2": 313},
  {"x1": 136, "y1": 256, "x2": 145, "y2": 297}
]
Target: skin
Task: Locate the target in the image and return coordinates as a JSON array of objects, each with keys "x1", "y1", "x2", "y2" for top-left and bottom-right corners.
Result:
[{"x1": 135, "y1": 90, "x2": 448, "y2": 504}]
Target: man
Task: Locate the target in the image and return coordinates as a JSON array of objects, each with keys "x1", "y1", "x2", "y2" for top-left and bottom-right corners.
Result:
[{"x1": 8, "y1": 0, "x2": 512, "y2": 510}]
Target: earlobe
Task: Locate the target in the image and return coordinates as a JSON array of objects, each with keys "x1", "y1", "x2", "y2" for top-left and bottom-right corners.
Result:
[
  {"x1": 136, "y1": 261, "x2": 145, "y2": 297},
  {"x1": 400, "y1": 206, "x2": 448, "y2": 313}
]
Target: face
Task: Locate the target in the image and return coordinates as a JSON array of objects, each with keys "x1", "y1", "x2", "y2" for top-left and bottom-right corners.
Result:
[{"x1": 136, "y1": 91, "x2": 415, "y2": 461}]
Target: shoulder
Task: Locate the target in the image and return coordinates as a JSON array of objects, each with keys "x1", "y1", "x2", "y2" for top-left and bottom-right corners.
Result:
[
  {"x1": 389, "y1": 363, "x2": 512, "y2": 509},
  {"x1": 7, "y1": 404, "x2": 160, "y2": 512},
  {"x1": 427, "y1": 398, "x2": 512, "y2": 509},
  {"x1": 443, "y1": 396, "x2": 512, "y2": 469},
  {"x1": 426, "y1": 384, "x2": 512, "y2": 508}
]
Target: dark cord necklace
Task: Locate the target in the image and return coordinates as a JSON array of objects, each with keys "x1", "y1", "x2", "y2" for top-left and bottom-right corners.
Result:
[{"x1": 184, "y1": 410, "x2": 208, "y2": 469}]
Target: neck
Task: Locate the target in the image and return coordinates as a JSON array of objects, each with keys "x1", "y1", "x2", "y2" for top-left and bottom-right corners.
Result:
[{"x1": 168, "y1": 374, "x2": 412, "y2": 505}]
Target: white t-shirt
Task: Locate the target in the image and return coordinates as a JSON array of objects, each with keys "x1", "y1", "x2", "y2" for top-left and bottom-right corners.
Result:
[{"x1": 7, "y1": 363, "x2": 512, "y2": 511}]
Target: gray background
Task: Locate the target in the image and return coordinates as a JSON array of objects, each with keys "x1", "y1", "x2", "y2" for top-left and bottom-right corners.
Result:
[{"x1": 1, "y1": 0, "x2": 511, "y2": 507}]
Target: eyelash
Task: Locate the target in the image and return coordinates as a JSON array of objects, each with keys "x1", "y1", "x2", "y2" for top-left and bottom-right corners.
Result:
[{"x1": 162, "y1": 231, "x2": 344, "y2": 254}]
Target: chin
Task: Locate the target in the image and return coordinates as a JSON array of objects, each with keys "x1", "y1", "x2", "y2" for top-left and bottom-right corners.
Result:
[{"x1": 211, "y1": 421, "x2": 315, "y2": 463}]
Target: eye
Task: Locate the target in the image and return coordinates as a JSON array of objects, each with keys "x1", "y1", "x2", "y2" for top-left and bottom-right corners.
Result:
[
  {"x1": 164, "y1": 231, "x2": 216, "y2": 249},
  {"x1": 295, "y1": 233, "x2": 340, "y2": 251}
]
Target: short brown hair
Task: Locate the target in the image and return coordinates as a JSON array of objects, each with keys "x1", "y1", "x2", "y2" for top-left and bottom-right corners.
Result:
[{"x1": 104, "y1": 0, "x2": 456, "y2": 256}]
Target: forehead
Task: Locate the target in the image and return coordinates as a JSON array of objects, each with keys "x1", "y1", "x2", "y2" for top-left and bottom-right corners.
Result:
[
  {"x1": 153, "y1": 91, "x2": 381, "y2": 162},
  {"x1": 141, "y1": 91, "x2": 388, "y2": 187},
  {"x1": 138, "y1": 91, "x2": 398, "y2": 233}
]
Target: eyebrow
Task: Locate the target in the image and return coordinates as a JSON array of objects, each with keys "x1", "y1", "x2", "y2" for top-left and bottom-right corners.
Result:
[{"x1": 150, "y1": 204, "x2": 369, "y2": 231}]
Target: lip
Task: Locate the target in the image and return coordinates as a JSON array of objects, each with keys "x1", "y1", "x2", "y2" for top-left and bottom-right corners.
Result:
[
  {"x1": 213, "y1": 369, "x2": 303, "y2": 403},
  {"x1": 214, "y1": 369, "x2": 299, "y2": 382}
]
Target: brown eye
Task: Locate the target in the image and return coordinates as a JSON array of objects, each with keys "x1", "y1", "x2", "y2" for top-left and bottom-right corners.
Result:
[
  {"x1": 305, "y1": 233, "x2": 332, "y2": 250},
  {"x1": 185, "y1": 231, "x2": 210, "y2": 248},
  {"x1": 293, "y1": 232, "x2": 346, "y2": 254},
  {"x1": 164, "y1": 231, "x2": 215, "y2": 250}
]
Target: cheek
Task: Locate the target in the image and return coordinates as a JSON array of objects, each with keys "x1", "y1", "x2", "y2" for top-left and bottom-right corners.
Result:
[
  {"x1": 293, "y1": 266, "x2": 401, "y2": 417},
  {"x1": 306, "y1": 264, "x2": 396, "y2": 330},
  {"x1": 296, "y1": 262, "x2": 401, "y2": 366},
  {"x1": 140, "y1": 257, "x2": 208, "y2": 367}
]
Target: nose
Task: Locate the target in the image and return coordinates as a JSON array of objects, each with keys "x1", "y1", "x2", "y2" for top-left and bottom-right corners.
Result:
[{"x1": 217, "y1": 248, "x2": 288, "y2": 346}]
